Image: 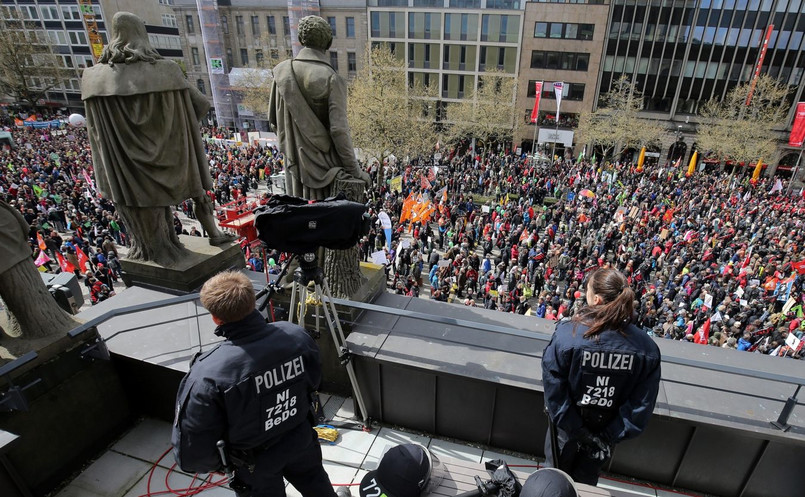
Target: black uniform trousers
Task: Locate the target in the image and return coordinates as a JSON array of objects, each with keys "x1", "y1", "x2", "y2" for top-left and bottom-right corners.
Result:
[
  {"x1": 234, "y1": 424, "x2": 336, "y2": 497},
  {"x1": 543, "y1": 427, "x2": 607, "y2": 486}
]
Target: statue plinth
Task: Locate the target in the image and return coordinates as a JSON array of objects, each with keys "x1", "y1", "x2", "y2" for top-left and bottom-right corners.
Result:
[{"x1": 120, "y1": 235, "x2": 245, "y2": 292}]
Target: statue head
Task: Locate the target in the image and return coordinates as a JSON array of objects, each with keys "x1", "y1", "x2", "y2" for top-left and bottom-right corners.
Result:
[
  {"x1": 298, "y1": 15, "x2": 333, "y2": 51},
  {"x1": 99, "y1": 12, "x2": 162, "y2": 65}
]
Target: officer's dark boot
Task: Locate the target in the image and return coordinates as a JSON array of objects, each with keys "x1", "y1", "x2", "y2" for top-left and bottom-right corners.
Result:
[{"x1": 335, "y1": 487, "x2": 352, "y2": 497}]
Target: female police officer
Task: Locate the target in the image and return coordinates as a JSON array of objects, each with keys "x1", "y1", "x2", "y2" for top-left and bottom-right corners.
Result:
[{"x1": 541, "y1": 268, "x2": 661, "y2": 485}]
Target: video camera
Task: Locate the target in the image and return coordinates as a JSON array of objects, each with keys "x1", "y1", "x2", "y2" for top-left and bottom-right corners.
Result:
[{"x1": 253, "y1": 193, "x2": 370, "y2": 254}]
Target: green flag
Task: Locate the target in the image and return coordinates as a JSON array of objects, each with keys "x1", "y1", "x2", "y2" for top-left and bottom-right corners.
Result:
[{"x1": 32, "y1": 184, "x2": 44, "y2": 197}]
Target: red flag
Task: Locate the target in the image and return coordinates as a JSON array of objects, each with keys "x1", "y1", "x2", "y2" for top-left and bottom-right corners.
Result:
[
  {"x1": 56, "y1": 252, "x2": 76, "y2": 274},
  {"x1": 75, "y1": 246, "x2": 90, "y2": 272},
  {"x1": 694, "y1": 318, "x2": 711, "y2": 344},
  {"x1": 745, "y1": 24, "x2": 774, "y2": 106},
  {"x1": 789, "y1": 102, "x2": 805, "y2": 147},
  {"x1": 421, "y1": 174, "x2": 431, "y2": 190},
  {"x1": 427, "y1": 167, "x2": 436, "y2": 182},
  {"x1": 792, "y1": 260, "x2": 805, "y2": 274},
  {"x1": 530, "y1": 81, "x2": 543, "y2": 124},
  {"x1": 37, "y1": 232, "x2": 47, "y2": 251}
]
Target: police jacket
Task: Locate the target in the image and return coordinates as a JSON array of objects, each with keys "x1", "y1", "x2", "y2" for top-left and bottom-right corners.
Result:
[
  {"x1": 542, "y1": 319, "x2": 661, "y2": 445},
  {"x1": 172, "y1": 310, "x2": 321, "y2": 473}
]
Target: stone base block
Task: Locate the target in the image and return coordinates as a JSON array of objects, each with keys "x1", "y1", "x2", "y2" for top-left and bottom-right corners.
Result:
[{"x1": 120, "y1": 235, "x2": 245, "y2": 293}]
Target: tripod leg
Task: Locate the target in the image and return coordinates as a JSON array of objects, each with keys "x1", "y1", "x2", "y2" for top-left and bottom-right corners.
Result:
[
  {"x1": 318, "y1": 280, "x2": 370, "y2": 427},
  {"x1": 289, "y1": 282, "x2": 299, "y2": 325}
]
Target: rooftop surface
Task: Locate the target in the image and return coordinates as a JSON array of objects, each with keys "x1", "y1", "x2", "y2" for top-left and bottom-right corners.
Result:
[{"x1": 52, "y1": 393, "x2": 691, "y2": 497}]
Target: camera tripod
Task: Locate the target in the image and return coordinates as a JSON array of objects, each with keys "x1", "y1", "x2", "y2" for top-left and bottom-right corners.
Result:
[{"x1": 286, "y1": 252, "x2": 370, "y2": 427}]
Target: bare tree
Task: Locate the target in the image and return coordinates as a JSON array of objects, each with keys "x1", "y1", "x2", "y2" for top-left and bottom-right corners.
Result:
[
  {"x1": 0, "y1": 9, "x2": 72, "y2": 109},
  {"x1": 347, "y1": 44, "x2": 438, "y2": 187},
  {"x1": 234, "y1": 45, "x2": 292, "y2": 120},
  {"x1": 443, "y1": 68, "x2": 518, "y2": 157},
  {"x1": 696, "y1": 74, "x2": 790, "y2": 175},
  {"x1": 577, "y1": 75, "x2": 664, "y2": 160}
]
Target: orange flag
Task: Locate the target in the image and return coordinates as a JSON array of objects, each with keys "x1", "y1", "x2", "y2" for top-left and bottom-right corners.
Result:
[
  {"x1": 37, "y1": 232, "x2": 47, "y2": 251},
  {"x1": 751, "y1": 158, "x2": 763, "y2": 181}
]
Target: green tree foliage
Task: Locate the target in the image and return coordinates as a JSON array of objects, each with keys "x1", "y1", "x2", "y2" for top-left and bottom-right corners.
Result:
[
  {"x1": 0, "y1": 9, "x2": 72, "y2": 109},
  {"x1": 696, "y1": 74, "x2": 791, "y2": 171},
  {"x1": 347, "y1": 44, "x2": 437, "y2": 186},
  {"x1": 577, "y1": 75, "x2": 664, "y2": 160},
  {"x1": 443, "y1": 69, "x2": 519, "y2": 157}
]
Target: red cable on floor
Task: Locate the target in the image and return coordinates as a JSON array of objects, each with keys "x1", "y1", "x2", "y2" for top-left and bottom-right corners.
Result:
[{"x1": 138, "y1": 448, "x2": 228, "y2": 497}]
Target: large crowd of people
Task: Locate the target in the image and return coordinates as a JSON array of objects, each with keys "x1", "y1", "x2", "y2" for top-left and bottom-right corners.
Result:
[{"x1": 1, "y1": 114, "x2": 803, "y2": 359}]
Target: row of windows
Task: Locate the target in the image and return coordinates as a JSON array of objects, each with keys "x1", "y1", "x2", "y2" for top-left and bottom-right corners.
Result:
[
  {"x1": 535, "y1": 0, "x2": 605, "y2": 3},
  {"x1": 530, "y1": 51, "x2": 590, "y2": 71},
  {"x1": 29, "y1": 77, "x2": 81, "y2": 92},
  {"x1": 59, "y1": 54, "x2": 95, "y2": 69},
  {"x1": 610, "y1": 22, "x2": 805, "y2": 51},
  {"x1": 14, "y1": 4, "x2": 103, "y2": 22},
  {"x1": 534, "y1": 22, "x2": 594, "y2": 40},
  {"x1": 626, "y1": 0, "x2": 805, "y2": 13},
  {"x1": 220, "y1": 15, "x2": 290, "y2": 38},
  {"x1": 370, "y1": 12, "x2": 520, "y2": 42},
  {"x1": 526, "y1": 80, "x2": 586, "y2": 101},
  {"x1": 404, "y1": 43, "x2": 517, "y2": 72},
  {"x1": 149, "y1": 34, "x2": 182, "y2": 51},
  {"x1": 603, "y1": 55, "x2": 804, "y2": 86},
  {"x1": 370, "y1": 1, "x2": 521, "y2": 8}
]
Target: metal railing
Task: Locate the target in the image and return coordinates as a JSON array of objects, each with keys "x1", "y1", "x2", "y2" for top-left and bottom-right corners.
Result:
[{"x1": 1, "y1": 291, "x2": 801, "y2": 429}]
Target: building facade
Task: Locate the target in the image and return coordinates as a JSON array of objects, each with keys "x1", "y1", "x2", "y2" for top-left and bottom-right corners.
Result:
[
  {"x1": 0, "y1": 0, "x2": 182, "y2": 112},
  {"x1": 596, "y1": 0, "x2": 805, "y2": 171},
  {"x1": 172, "y1": 0, "x2": 367, "y2": 131},
  {"x1": 0, "y1": 0, "x2": 108, "y2": 111},
  {"x1": 367, "y1": 0, "x2": 526, "y2": 128},
  {"x1": 517, "y1": 0, "x2": 610, "y2": 155}
]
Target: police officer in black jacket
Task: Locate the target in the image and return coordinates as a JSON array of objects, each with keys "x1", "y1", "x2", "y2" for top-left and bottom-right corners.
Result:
[
  {"x1": 171, "y1": 271, "x2": 343, "y2": 496},
  {"x1": 542, "y1": 268, "x2": 661, "y2": 486}
]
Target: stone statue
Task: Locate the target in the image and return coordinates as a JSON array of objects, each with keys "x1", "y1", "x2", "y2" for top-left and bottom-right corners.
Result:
[
  {"x1": 81, "y1": 12, "x2": 232, "y2": 265},
  {"x1": 0, "y1": 201, "x2": 79, "y2": 341},
  {"x1": 269, "y1": 15, "x2": 371, "y2": 200}
]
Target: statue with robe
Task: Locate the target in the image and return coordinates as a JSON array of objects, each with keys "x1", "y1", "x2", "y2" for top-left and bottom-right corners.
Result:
[{"x1": 82, "y1": 12, "x2": 232, "y2": 265}]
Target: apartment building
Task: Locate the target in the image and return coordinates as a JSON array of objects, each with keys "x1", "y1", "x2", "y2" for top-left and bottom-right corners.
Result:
[
  {"x1": 597, "y1": 0, "x2": 805, "y2": 169},
  {"x1": 367, "y1": 0, "x2": 526, "y2": 125},
  {"x1": 0, "y1": 0, "x2": 182, "y2": 111},
  {"x1": 172, "y1": 0, "x2": 366, "y2": 131},
  {"x1": 517, "y1": 0, "x2": 610, "y2": 154}
]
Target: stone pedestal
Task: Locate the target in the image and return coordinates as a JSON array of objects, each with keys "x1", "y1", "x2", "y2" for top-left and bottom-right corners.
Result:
[{"x1": 120, "y1": 235, "x2": 245, "y2": 293}]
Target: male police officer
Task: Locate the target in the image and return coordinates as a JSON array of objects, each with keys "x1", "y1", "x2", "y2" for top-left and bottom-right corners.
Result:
[{"x1": 171, "y1": 271, "x2": 345, "y2": 496}]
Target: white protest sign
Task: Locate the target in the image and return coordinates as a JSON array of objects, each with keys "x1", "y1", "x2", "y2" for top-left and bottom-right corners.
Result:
[
  {"x1": 371, "y1": 250, "x2": 387, "y2": 266},
  {"x1": 782, "y1": 297, "x2": 797, "y2": 315},
  {"x1": 785, "y1": 332, "x2": 801, "y2": 351},
  {"x1": 378, "y1": 211, "x2": 392, "y2": 229},
  {"x1": 704, "y1": 294, "x2": 713, "y2": 309},
  {"x1": 735, "y1": 287, "x2": 744, "y2": 298}
]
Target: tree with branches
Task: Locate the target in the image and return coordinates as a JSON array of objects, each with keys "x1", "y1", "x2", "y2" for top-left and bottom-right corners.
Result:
[
  {"x1": 577, "y1": 75, "x2": 664, "y2": 161},
  {"x1": 347, "y1": 44, "x2": 438, "y2": 187},
  {"x1": 443, "y1": 69, "x2": 519, "y2": 158},
  {"x1": 696, "y1": 74, "x2": 791, "y2": 176},
  {"x1": 0, "y1": 10, "x2": 72, "y2": 109}
]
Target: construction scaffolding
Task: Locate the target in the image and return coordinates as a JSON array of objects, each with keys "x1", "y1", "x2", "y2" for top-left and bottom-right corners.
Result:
[{"x1": 196, "y1": 0, "x2": 234, "y2": 130}]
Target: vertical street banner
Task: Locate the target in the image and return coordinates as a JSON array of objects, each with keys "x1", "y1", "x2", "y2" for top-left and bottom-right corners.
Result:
[
  {"x1": 789, "y1": 102, "x2": 805, "y2": 147},
  {"x1": 553, "y1": 82, "x2": 565, "y2": 122},
  {"x1": 745, "y1": 24, "x2": 774, "y2": 106},
  {"x1": 530, "y1": 81, "x2": 544, "y2": 123}
]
